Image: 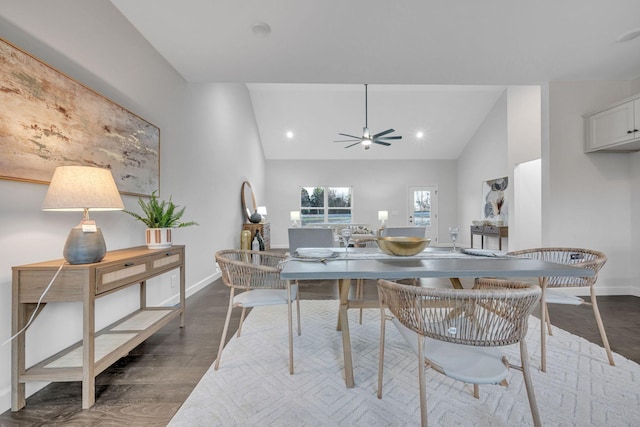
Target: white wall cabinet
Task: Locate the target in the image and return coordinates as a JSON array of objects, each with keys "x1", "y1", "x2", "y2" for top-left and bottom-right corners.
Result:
[{"x1": 584, "y1": 95, "x2": 640, "y2": 152}]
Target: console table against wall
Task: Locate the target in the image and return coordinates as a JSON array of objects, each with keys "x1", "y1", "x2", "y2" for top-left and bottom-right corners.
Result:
[
  {"x1": 470, "y1": 225, "x2": 509, "y2": 250},
  {"x1": 11, "y1": 245, "x2": 185, "y2": 410}
]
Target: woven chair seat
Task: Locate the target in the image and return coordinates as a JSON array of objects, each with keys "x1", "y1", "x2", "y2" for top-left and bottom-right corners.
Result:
[
  {"x1": 391, "y1": 317, "x2": 508, "y2": 385},
  {"x1": 234, "y1": 286, "x2": 298, "y2": 307}
]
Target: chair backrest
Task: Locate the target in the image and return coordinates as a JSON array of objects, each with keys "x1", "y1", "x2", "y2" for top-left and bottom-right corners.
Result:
[
  {"x1": 215, "y1": 249, "x2": 287, "y2": 290},
  {"x1": 288, "y1": 228, "x2": 335, "y2": 253},
  {"x1": 354, "y1": 236, "x2": 378, "y2": 248},
  {"x1": 507, "y1": 247, "x2": 606, "y2": 288},
  {"x1": 377, "y1": 279, "x2": 541, "y2": 347},
  {"x1": 380, "y1": 226, "x2": 426, "y2": 238}
]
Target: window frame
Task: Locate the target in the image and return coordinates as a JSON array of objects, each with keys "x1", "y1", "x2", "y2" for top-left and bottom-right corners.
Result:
[{"x1": 300, "y1": 186, "x2": 352, "y2": 225}]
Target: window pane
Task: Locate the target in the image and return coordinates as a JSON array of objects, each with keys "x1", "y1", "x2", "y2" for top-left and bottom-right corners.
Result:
[
  {"x1": 413, "y1": 190, "x2": 431, "y2": 227},
  {"x1": 301, "y1": 208, "x2": 324, "y2": 226},
  {"x1": 328, "y1": 187, "x2": 351, "y2": 208},
  {"x1": 301, "y1": 187, "x2": 324, "y2": 208},
  {"x1": 328, "y1": 208, "x2": 351, "y2": 224}
]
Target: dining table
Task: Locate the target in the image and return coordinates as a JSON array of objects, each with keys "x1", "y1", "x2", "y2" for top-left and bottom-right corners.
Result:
[{"x1": 279, "y1": 246, "x2": 594, "y2": 388}]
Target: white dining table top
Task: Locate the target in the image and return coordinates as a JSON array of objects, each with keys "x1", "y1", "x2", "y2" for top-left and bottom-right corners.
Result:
[{"x1": 279, "y1": 247, "x2": 594, "y2": 280}]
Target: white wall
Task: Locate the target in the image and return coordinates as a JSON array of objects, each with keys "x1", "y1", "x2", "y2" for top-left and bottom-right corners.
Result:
[
  {"x1": 514, "y1": 159, "x2": 542, "y2": 249},
  {"x1": 265, "y1": 159, "x2": 457, "y2": 247},
  {"x1": 0, "y1": 0, "x2": 265, "y2": 411},
  {"x1": 544, "y1": 81, "x2": 639, "y2": 295},
  {"x1": 457, "y1": 91, "x2": 509, "y2": 249}
]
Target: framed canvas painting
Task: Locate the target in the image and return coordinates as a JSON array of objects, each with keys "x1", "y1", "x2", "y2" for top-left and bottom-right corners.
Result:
[{"x1": 0, "y1": 38, "x2": 159, "y2": 196}]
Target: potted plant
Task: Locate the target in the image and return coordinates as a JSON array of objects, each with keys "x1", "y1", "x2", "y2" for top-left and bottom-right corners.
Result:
[{"x1": 124, "y1": 191, "x2": 198, "y2": 249}]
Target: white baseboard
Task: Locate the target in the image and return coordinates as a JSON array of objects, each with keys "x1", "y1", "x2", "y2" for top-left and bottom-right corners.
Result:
[{"x1": 160, "y1": 272, "x2": 221, "y2": 307}]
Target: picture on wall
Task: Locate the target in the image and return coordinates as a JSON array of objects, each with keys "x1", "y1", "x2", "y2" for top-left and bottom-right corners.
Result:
[
  {"x1": 482, "y1": 177, "x2": 508, "y2": 225},
  {"x1": 0, "y1": 38, "x2": 159, "y2": 197}
]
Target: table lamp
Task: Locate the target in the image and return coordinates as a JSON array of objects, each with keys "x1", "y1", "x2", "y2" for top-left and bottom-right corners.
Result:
[
  {"x1": 378, "y1": 210, "x2": 388, "y2": 228},
  {"x1": 42, "y1": 166, "x2": 124, "y2": 264},
  {"x1": 290, "y1": 210, "x2": 301, "y2": 227}
]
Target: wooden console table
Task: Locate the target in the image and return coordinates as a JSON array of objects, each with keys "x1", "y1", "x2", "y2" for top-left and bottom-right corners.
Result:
[
  {"x1": 470, "y1": 225, "x2": 508, "y2": 250},
  {"x1": 11, "y1": 245, "x2": 185, "y2": 410}
]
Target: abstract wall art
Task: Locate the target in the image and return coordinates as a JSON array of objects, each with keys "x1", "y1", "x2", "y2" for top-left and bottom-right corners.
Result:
[
  {"x1": 482, "y1": 176, "x2": 508, "y2": 224},
  {"x1": 0, "y1": 38, "x2": 159, "y2": 196}
]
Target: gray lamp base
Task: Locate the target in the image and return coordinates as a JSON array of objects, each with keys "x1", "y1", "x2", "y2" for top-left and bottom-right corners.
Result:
[{"x1": 63, "y1": 227, "x2": 107, "y2": 264}]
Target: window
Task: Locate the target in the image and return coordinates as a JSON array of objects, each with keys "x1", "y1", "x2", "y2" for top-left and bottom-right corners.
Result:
[{"x1": 300, "y1": 186, "x2": 352, "y2": 225}]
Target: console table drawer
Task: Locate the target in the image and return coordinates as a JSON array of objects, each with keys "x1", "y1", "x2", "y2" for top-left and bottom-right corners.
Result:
[
  {"x1": 149, "y1": 249, "x2": 183, "y2": 275},
  {"x1": 96, "y1": 260, "x2": 149, "y2": 295}
]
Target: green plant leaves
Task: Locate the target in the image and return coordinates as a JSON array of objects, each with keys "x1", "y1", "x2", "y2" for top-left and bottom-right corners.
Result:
[{"x1": 123, "y1": 191, "x2": 198, "y2": 228}]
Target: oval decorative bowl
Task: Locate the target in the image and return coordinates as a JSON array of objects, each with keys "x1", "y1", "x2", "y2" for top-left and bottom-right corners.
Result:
[{"x1": 376, "y1": 237, "x2": 431, "y2": 256}]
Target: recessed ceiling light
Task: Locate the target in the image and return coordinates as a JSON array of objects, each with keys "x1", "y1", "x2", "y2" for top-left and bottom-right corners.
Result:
[
  {"x1": 416, "y1": 131, "x2": 424, "y2": 139},
  {"x1": 252, "y1": 22, "x2": 272, "y2": 37},
  {"x1": 616, "y1": 28, "x2": 640, "y2": 42},
  {"x1": 286, "y1": 131, "x2": 294, "y2": 139}
]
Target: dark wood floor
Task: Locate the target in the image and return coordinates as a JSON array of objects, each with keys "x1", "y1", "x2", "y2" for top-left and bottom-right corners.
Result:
[{"x1": 1, "y1": 279, "x2": 638, "y2": 426}]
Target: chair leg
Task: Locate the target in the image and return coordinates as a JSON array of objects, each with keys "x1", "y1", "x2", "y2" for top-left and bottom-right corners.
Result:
[
  {"x1": 296, "y1": 288, "x2": 302, "y2": 336},
  {"x1": 473, "y1": 384, "x2": 480, "y2": 399},
  {"x1": 237, "y1": 307, "x2": 247, "y2": 338},
  {"x1": 538, "y1": 278, "x2": 547, "y2": 372},
  {"x1": 357, "y1": 279, "x2": 364, "y2": 324},
  {"x1": 589, "y1": 287, "x2": 615, "y2": 366},
  {"x1": 417, "y1": 334, "x2": 428, "y2": 427},
  {"x1": 545, "y1": 303, "x2": 553, "y2": 336},
  {"x1": 214, "y1": 289, "x2": 235, "y2": 370},
  {"x1": 520, "y1": 339, "x2": 541, "y2": 427},
  {"x1": 287, "y1": 282, "x2": 294, "y2": 375},
  {"x1": 377, "y1": 310, "x2": 387, "y2": 399}
]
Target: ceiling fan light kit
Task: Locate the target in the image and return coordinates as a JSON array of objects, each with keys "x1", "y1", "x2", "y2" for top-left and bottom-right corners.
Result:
[{"x1": 335, "y1": 84, "x2": 402, "y2": 150}]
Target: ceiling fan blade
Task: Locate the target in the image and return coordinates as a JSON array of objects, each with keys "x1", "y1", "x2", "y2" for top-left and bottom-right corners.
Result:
[
  {"x1": 372, "y1": 128, "x2": 395, "y2": 138},
  {"x1": 338, "y1": 133, "x2": 361, "y2": 139},
  {"x1": 334, "y1": 139, "x2": 359, "y2": 142},
  {"x1": 377, "y1": 135, "x2": 403, "y2": 140},
  {"x1": 345, "y1": 141, "x2": 362, "y2": 148},
  {"x1": 373, "y1": 140, "x2": 391, "y2": 146}
]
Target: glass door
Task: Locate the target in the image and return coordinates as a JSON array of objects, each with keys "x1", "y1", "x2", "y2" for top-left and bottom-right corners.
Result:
[{"x1": 408, "y1": 186, "x2": 438, "y2": 243}]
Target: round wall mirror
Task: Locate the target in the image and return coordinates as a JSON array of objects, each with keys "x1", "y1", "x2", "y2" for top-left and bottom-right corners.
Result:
[{"x1": 241, "y1": 181, "x2": 257, "y2": 222}]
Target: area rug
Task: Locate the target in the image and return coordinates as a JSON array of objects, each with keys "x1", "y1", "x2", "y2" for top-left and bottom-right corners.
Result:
[{"x1": 169, "y1": 300, "x2": 639, "y2": 426}]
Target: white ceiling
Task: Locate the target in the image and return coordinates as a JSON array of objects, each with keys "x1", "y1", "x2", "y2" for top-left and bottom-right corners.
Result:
[{"x1": 110, "y1": 0, "x2": 640, "y2": 160}]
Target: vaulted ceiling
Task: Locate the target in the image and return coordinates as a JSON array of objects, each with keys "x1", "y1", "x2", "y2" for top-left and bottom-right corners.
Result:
[{"x1": 110, "y1": 0, "x2": 640, "y2": 159}]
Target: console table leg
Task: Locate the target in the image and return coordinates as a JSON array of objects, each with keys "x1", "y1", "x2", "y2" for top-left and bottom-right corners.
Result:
[
  {"x1": 11, "y1": 298, "x2": 27, "y2": 411},
  {"x1": 82, "y1": 289, "x2": 96, "y2": 409}
]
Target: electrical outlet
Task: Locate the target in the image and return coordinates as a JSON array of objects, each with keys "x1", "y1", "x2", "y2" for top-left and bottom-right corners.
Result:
[
  {"x1": 170, "y1": 275, "x2": 177, "y2": 289},
  {"x1": 215, "y1": 262, "x2": 221, "y2": 273}
]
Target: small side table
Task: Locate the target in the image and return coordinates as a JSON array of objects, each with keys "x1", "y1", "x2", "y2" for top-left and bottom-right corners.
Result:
[
  {"x1": 470, "y1": 225, "x2": 508, "y2": 250},
  {"x1": 242, "y1": 223, "x2": 271, "y2": 250}
]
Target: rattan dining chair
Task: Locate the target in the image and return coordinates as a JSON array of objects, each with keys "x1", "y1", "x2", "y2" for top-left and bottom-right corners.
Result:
[
  {"x1": 507, "y1": 247, "x2": 613, "y2": 367},
  {"x1": 377, "y1": 278, "x2": 542, "y2": 427},
  {"x1": 214, "y1": 249, "x2": 301, "y2": 374}
]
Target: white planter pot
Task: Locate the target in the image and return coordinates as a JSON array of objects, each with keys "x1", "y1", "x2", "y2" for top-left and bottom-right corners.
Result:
[{"x1": 146, "y1": 228, "x2": 172, "y2": 249}]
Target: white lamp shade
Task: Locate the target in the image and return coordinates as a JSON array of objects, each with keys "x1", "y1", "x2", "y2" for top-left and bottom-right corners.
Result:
[
  {"x1": 290, "y1": 210, "x2": 301, "y2": 221},
  {"x1": 42, "y1": 166, "x2": 124, "y2": 211},
  {"x1": 378, "y1": 210, "x2": 389, "y2": 221},
  {"x1": 257, "y1": 206, "x2": 268, "y2": 216}
]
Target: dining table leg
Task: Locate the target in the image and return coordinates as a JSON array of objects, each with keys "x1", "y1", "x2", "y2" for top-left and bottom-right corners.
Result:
[
  {"x1": 338, "y1": 278, "x2": 355, "y2": 388},
  {"x1": 538, "y1": 277, "x2": 547, "y2": 372}
]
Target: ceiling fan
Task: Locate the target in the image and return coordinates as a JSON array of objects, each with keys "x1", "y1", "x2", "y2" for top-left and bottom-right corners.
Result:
[{"x1": 334, "y1": 84, "x2": 402, "y2": 150}]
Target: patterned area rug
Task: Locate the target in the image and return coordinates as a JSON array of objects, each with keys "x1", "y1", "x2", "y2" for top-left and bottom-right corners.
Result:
[{"x1": 169, "y1": 300, "x2": 639, "y2": 426}]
